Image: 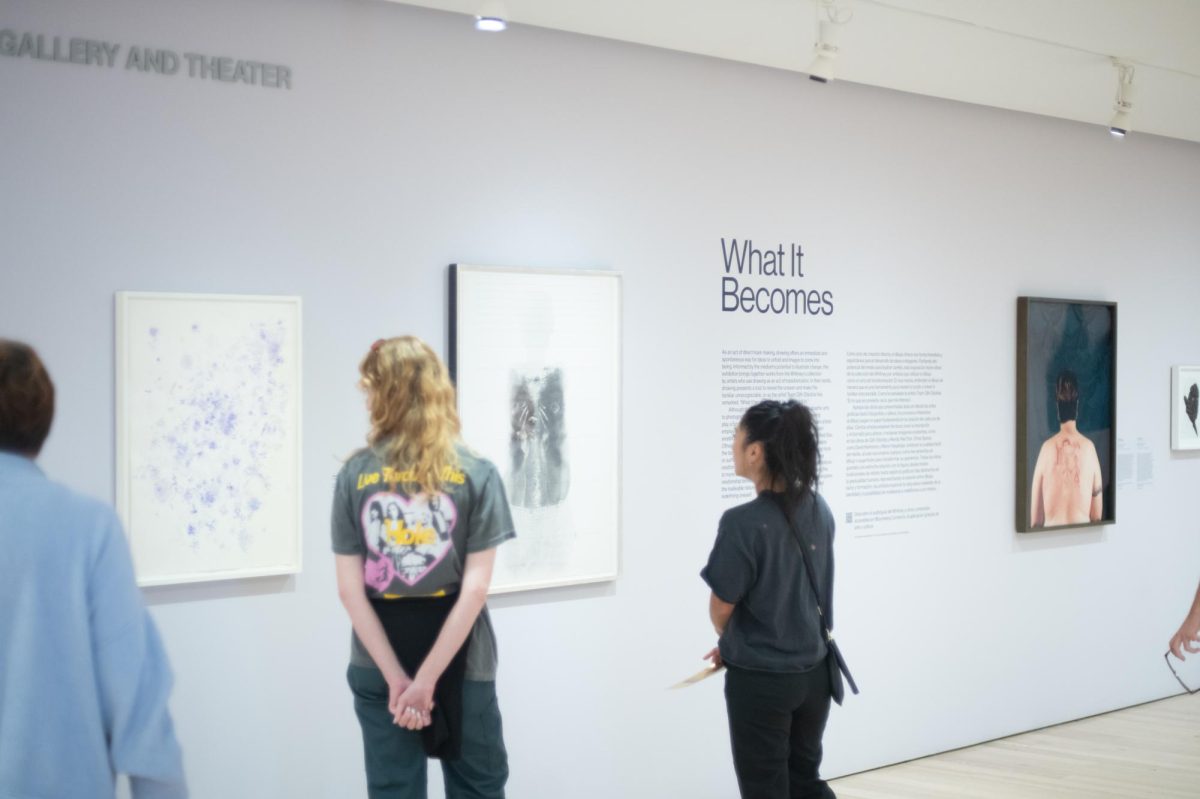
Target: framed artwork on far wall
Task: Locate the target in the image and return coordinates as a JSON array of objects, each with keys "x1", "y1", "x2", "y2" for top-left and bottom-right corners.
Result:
[
  {"x1": 116, "y1": 292, "x2": 303, "y2": 586},
  {"x1": 1171, "y1": 366, "x2": 1200, "y2": 451},
  {"x1": 449, "y1": 264, "x2": 622, "y2": 594},
  {"x1": 1016, "y1": 297, "x2": 1117, "y2": 533}
]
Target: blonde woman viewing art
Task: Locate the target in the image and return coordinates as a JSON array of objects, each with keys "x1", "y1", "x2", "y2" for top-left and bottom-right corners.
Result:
[{"x1": 332, "y1": 336, "x2": 515, "y2": 799}]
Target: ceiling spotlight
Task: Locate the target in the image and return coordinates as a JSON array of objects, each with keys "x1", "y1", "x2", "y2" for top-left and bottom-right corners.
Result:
[
  {"x1": 1109, "y1": 110, "x2": 1130, "y2": 138},
  {"x1": 1108, "y1": 59, "x2": 1135, "y2": 137},
  {"x1": 475, "y1": 0, "x2": 507, "y2": 32},
  {"x1": 807, "y1": 23, "x2": 839, "y2": 83},
  {"x1": 806, "y1": 2, "x2": 853, "y2": 84}
]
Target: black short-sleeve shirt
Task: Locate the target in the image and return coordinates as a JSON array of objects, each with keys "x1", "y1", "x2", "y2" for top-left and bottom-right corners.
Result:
[{"x1": 701, "y1": 491, "x2": 835, "y2": 672}]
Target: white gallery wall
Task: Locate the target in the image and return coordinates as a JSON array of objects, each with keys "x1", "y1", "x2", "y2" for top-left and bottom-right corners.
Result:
[{"x1": 3, "y1": 0, "x2": 1200, "y2": 796}]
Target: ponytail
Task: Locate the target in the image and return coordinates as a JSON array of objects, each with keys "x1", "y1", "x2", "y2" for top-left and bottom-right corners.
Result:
[{"x1": 739, "y1": 399, "x2": 820, "y2": 512}]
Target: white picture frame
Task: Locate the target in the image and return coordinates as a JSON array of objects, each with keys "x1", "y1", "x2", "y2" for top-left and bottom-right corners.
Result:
[
  {"x1": 116, "y1": 292, "x2": 303, "y2": 586},
  {"x1": 450, "y1": 264, "x2": 621, "y2": 594},
  {"x1": 1171, "y1": 365, "x2": 1200, "y2": 451}
]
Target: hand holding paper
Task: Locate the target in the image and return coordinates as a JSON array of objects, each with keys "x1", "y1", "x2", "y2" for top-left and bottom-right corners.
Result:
[{"x1": 669, "y1": 647, "x2": 725, "y2": 689}]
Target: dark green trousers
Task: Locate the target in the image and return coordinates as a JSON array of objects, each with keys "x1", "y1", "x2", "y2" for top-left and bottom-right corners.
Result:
[{"x1": 347, "y1": 666, "x2": 508, "y2": 799}]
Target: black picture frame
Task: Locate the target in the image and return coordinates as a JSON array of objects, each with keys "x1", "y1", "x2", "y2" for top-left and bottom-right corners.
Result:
[{"x1": 1016, "y1": 297, "x2": 1117, "y2": 533}]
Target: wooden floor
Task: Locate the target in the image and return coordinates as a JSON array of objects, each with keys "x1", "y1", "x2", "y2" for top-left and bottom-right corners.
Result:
[{"x1": 829, "y1": 695, "x2": 1200, "y2": 798}]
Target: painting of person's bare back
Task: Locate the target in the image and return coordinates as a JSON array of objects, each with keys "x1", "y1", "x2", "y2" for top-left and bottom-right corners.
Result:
[
  {"x1": 1030, "y1": 370, "x2": 1103, "y2": 528},
  {"x1": 1017, "y1": 297, "x2": 1115, "y2": 532}
]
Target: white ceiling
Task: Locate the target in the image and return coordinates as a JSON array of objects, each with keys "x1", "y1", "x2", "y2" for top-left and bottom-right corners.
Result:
[{"x1": 385, "y1": 0, "x2": 1200, "y2": 143}]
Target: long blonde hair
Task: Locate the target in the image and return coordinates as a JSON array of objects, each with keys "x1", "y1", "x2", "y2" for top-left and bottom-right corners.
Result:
[{"x1": 359, "y1": 336, "x2": 461, "y2": 495}]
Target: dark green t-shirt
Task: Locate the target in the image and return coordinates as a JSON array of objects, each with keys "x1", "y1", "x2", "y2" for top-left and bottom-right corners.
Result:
[
  {"x1": 331, "y1": 444, "x2": 516, "y2": 680},
  {"x1": 701, "y1": 491, "x2": 835, "y2": 673}
]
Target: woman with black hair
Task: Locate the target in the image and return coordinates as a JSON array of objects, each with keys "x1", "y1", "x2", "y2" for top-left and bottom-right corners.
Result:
[{"x1": 701, "y1": 399, "x2": 842, "y2": 799}]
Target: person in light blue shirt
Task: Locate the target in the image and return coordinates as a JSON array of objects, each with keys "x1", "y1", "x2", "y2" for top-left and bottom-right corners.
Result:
[{"x1": 0, "y1": 339, "x2": 187, "y2": 799}]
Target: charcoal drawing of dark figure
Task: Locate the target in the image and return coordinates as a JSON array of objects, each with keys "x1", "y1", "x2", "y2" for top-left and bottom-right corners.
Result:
[
  {"x1": 1186, "y1": 383, "x2": 1199, "y2": 435},
  {"x1": 509, "y1": 368, "x2": 569, "y2": 507}
]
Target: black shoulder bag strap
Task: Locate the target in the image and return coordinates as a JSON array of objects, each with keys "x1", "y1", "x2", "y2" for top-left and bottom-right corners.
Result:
[{"x1": 772, "y1": 493, "x2": 859, "y2": 698}]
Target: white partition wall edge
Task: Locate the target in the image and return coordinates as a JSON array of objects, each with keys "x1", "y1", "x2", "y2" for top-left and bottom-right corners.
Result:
[{"x1": 2, "y1": 1, "x2": 1198, "y2": 797}]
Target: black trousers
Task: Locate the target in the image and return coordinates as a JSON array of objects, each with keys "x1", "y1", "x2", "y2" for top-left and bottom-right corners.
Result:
[{"x1": 723, "y1": 664, "x2": 836, "y2": 799}]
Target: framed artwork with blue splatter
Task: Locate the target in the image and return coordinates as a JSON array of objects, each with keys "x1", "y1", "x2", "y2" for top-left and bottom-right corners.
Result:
[
  {"x1": 1171, "y1": 366, "x2": 1200, "y2": 451},
  {"x1": 450, "y1": 265, "x2": 621, "y2": 594},
  {"x1": 116, "y1": 292, "x2": 302, "y2": 586}
]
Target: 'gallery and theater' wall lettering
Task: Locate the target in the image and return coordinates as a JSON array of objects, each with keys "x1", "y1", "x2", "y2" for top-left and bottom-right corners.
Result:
[{"x1": 0, "y1": 29, "x2": 292, "y2": 89}]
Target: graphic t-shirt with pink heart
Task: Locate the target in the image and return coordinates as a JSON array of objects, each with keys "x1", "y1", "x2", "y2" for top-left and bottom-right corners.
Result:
[{"x1": 332, "y1": 443, "x2": 516, "y2": 678}]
